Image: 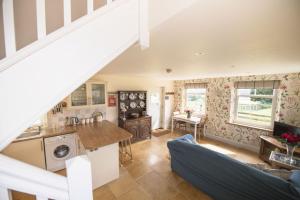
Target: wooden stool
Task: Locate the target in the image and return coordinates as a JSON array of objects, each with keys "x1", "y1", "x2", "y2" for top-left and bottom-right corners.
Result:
[{"x1": 119, "y1": 138, "x2": 133, "y2": 164}]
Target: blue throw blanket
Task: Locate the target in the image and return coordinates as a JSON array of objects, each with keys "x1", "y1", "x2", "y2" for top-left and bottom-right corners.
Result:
[{"x1": 167, "y1": 134, "x2": 300, "y2": 200}]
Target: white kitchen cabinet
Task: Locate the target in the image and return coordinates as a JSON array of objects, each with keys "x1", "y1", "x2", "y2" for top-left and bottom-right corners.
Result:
[
  {"x1": 2, "y1": 138, "x2": 46, "y2": 169},
  {"x1": 68, "y1": 81, "x2": 107, "y2": 108},
  {"x1": 86, "y1": 143, "x2": 119, "y2": 189}
]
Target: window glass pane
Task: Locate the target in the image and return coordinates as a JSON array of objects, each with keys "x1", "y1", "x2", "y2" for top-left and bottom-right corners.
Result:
[
  {"x1": 92, "y1": 84, "x2": 105, "y2": 105},
  {"x1": 238, "y1": 89, "x2": 252, "y2": 95},
  {"x1": 238, "y1": 88, "x2": 273, "y2": 96},
  {"x1": 237, "y1": 96, "x2": 273, "y2": 126},
  {"x1": 186, "y1": 88, "x2": 206, "y2": 113},
  {"x1": 255, "y1": 88, "x2": 274, "y2": 95},
  {"x1": 71, "y1": 84, "x2": 87, "y2": 106}
]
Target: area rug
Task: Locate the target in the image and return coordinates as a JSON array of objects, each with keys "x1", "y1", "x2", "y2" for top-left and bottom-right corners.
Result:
[{"x1": 152, "y1": 129, "x2": 169, "y2": 137}]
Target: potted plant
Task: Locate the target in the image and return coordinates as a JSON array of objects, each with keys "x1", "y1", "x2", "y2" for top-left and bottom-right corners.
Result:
[
  {"x1": 277, "y1": 132, "x2": 300, "y2": 164},
  {"x1": 184, "y1": 109, "x2": 193, "y2": 119}
]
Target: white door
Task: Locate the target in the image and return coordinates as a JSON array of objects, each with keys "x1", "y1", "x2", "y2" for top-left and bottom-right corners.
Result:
[
  {"x1": 148, "y1": 88, "x2": 162, "y2": 129},
  {"x1": 164, "y1": 94, "x2": 174, "y2": 129}
]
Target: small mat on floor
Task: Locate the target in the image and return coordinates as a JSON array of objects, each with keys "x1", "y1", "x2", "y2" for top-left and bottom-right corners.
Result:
[{"x1": 152, "y1": 129, "x2": 169, "y2": 137}]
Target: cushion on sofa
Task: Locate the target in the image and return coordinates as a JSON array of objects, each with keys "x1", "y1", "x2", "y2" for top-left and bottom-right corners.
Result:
[
  {"x1": 247, "y1": 163, "x2": 293, "y2": 180},
  {"x1": 289, "y1": 170, "x2": 300, "y2": 190},
  {"x1": 175, "y1": 134, "x2": 196, "y2": 144}
]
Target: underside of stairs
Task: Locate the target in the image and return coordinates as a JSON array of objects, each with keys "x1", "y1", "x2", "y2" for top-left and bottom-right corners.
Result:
[{"x1": 0, "y1": 0, "x2": 149, "y2": 151}]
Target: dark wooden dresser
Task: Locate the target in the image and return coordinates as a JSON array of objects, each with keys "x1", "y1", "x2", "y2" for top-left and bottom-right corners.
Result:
[
  {"x1": 119, "y1": 116, "x2": 152, "y2": 143},
  {"x1": 117, "y1": 91, "x2": 152, "y2": 142}
]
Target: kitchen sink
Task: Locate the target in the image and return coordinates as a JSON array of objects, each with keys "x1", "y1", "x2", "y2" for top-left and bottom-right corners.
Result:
[{"x1": 17, "y1": 131, "x2": 41, "y2": 139}]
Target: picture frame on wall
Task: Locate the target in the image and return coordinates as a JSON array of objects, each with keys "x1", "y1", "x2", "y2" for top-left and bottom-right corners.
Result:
[{"x1": 108, "y1": 93, "x2": 117, "y2": 107}]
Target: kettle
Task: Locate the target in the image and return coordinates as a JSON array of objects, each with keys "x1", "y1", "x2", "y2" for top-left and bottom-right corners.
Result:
[
  {"x1": 70, "y1": 117, "x2": 79, "y2": 126},
  {"x1": 97, "y1": 115, "x2": 103, "y2": 122}
]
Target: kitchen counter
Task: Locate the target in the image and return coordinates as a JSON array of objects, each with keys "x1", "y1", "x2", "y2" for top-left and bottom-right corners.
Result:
[
  {"x1": 75, "y1": 120, "x2": 132, "y2": 150},
  {"x1": 14, "y1": 120, "x2": 132, "y2": 151},
  {"x1": 11, "y1": 120, "x2": 132, "y2": 189}
]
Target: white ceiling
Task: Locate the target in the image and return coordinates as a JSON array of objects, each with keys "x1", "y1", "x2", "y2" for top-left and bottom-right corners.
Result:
[{"x1": 99, "y1": 0, "x2": 300, "y2": 80}]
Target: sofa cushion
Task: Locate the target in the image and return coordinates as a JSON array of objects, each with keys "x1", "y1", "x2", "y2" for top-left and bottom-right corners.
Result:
[
  {"x1": 247, "y1": 163, "x2": 293, "y2": 180},
  {"x1": 289, "y1": 170, "x2": 300, "y2": 188},
  {"x1": 175, "y1": 134, "x2": 196, "y2": 144}
]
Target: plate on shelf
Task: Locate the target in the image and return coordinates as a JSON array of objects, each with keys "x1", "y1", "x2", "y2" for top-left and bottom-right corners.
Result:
[
  {"x1": 129, "y1": 93, "x2": 136, "y2": 100},
  {"x1": 120, "y1": 93, "x2": 127, "y2": 101},
  {"x1": 120, "y1": 102, "x2": 126, "y2": 110},
  {"x1": 130, "y1": 102, "x2": 137, "y2": 109},
  {"x1": 139, "y1": 101, "x2": 145, "y2": 108},
  {"x1": 138, "y1": 93, "x2": 145, "y2": 100}
]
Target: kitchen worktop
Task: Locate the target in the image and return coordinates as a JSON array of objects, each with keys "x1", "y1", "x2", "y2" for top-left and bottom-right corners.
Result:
[
  {"x1": 75, "y1": 120, "x2": 132, "y2": 150},
  {"x1": 14, "y1": 120, "x2": 132, "y2": 150}
]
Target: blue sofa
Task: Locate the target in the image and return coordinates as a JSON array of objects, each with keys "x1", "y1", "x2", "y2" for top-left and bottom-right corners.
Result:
[{"x1": 167, "y1": 134, "x2": 300, "y2": 200}]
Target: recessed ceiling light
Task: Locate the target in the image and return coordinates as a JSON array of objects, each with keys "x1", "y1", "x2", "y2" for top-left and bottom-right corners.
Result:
[
  {"x1": 231, "y1": 65, "x2": 235, "y2": 68},
  {"x1": 166, "y1": 68, "x2": 172, "y2": 73},
  {"x1": 194, "y1": 52, "x2": 203, "y2": 56}
]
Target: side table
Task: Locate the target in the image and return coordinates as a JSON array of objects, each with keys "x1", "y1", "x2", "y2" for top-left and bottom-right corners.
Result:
[{"x1": 269, "y1": 151, "x2": 300, "y2": 170}]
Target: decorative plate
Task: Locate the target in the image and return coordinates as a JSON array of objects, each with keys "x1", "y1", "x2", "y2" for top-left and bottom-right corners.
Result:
[
  {"x1": 138, "y1": 93, "x2": 145, "y2": 100},
  {"x1": 129, "y1": 93, "x2": 136, "y2": 100},
  {"x1": 120, "y1": 102, "x2": 126, "y2": 110},
  {"x1": 120, "y1": 93, "x2": 127, "y2": 101},
  {"x1": 139, "y1": 101, "x2": 145, "y2": 108},
  {"x1": 130, "y1": 102, "x2": 137, "y2": 109}
]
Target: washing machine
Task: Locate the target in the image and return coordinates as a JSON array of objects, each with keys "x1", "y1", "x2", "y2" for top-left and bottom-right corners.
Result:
[{"x1": 44, "y1": 133, "x2": 77, "y2": 172}]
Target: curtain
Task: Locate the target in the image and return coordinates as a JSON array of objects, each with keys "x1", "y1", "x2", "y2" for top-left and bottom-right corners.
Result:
[
  {"x1": 234, "y1": 80, "x2": 280, "y2": 89},
  {"x1": 184, "y1": 83, "x2": 208, "y2": 89}
]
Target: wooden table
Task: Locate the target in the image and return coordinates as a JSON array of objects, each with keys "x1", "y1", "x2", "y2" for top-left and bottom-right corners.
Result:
[{"x1": 171, "y1": 114, "x2": 201, "y2": 141}]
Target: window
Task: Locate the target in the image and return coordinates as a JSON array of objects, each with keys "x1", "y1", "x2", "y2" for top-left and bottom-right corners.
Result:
[
  {"x1": 185, "y1": 88, "x2": 206, "y2": 114},
  {"x1": 234, "y1": 88, "x2": 277, "y2": 128}
]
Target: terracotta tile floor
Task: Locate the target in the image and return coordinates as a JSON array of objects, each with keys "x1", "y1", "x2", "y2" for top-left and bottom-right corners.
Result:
[{"x1": 12, "y1": 132, "x2": 265, "y2": 200}]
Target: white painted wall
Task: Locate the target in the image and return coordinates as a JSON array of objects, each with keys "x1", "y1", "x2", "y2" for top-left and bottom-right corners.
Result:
[{"x1": 90, "y1": 74, "x2": 173, "y2": 126}]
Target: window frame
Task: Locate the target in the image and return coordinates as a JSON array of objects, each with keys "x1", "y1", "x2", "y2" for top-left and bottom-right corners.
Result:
[
  {"x1": 233, "y1": 88, "x2": 278, "y2": 129},
  {"x1": 185, "y1": 88, "x2": 207, "y2": 115}
]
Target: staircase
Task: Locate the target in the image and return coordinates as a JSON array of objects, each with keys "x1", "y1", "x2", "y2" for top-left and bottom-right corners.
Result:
[
  {"x1": 0, "y1": 0, "x2": 149, "y2": 151},
  {"x1": 0, "y1": 0, "x2": 148, "y2": 199}
]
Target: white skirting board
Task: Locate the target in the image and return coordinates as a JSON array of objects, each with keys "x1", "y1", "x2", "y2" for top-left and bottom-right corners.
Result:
[
  {"x1": 204, "y1": 133, "x2": 260, "y2": 153},
  {"x1": 86, "y1": 143, "x2": 119, "y2": 189}
]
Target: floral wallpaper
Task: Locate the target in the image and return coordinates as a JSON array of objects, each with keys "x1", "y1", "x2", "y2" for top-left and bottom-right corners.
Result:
[{"x1": 174, "y1": 72, "x2": 300, "y2": 148}]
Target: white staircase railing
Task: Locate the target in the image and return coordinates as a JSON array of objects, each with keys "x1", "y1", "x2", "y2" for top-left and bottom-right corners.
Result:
[
  {"x1": 0, "y1": 0, "x2": 148, "y2": 198},
  {"x1": 0, "y1": 154, "x2": 93, "y2": 200},
  {"x1": 0, "y1": 0, "x2": 149, "y2": 72}
]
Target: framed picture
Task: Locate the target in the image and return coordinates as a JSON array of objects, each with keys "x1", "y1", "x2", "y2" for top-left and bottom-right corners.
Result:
[{"x1": 108, "y1": 93, "x2": 117, "y2": 107}]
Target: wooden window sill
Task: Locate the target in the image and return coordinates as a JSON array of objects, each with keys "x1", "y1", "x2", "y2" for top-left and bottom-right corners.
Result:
[{"x1": 227, "y1": 122, "x2": 273, "y2": 132}]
